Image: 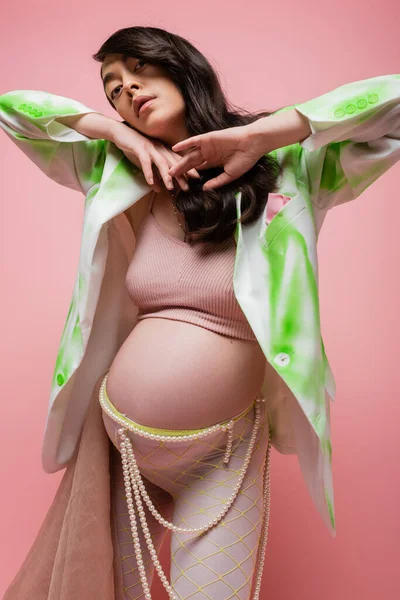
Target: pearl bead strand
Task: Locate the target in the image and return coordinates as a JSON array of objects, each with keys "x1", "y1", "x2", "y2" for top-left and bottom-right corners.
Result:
[
  {"x1": 251, "y1": 434, "x2": 272, "y2": 600},
  {"x1": 98, "y1": 372, "x2": 271, "y2": 600},
  {"x1": 116, "y1": 401, "x2": 261, "y2": 535},
  {"x1": 120, "y1": 437, "x2": 177, "y2": 599}
]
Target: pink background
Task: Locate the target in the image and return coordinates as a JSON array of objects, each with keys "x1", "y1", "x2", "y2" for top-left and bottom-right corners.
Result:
[{"x1": 1, "y1": 1, "x2": 399, "y2": 598}]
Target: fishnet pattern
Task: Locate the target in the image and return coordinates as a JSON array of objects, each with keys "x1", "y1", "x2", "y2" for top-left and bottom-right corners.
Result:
[{"x1": 104, "y1": 400, "x2": 270, "y2": 600}]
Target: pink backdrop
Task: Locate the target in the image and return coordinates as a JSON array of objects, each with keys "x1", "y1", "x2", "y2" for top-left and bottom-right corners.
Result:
[{"x1": 1, "y1": 1, "x2": 399, "y2": 598}]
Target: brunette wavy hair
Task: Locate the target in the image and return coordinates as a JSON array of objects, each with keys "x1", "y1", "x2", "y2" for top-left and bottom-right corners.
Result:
[{"x1": 93, "y1": 26, "x2": 285, "y2": 245}]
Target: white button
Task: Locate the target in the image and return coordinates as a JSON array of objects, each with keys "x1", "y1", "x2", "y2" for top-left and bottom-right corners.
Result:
[{"x1": 274, "y1": 352, "x2": 290, "y2": 366}]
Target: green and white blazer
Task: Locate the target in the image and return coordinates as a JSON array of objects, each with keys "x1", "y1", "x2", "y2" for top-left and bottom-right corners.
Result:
[{"x1": 1, "y1": 73, "x2": 399, "y2": 538}]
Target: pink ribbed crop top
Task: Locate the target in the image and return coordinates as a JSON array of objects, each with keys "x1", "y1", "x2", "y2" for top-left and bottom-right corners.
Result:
[{"x1": 125, "y1": 192, "x2": 258, "y2": 341}]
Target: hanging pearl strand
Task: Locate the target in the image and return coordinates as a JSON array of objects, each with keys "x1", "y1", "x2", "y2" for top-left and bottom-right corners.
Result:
[
  {"x1": 99, "y1": 374, "x2": 272, "y2": 600},
  {"x1": 251, "y1": 434, "x2": 272, "y2": 600},
  {"x1": 100, "y1": 374, "x2": 264, "y2": 534},
  {"x1": 119, "y1": 437, "x2": 176, "y2": 600},
  {"x1": 116, "y1": 403, "x2": 260, "y2": 535},
  {"x1": 115, "y1": 406, "x2": 262, "y2": 600}
]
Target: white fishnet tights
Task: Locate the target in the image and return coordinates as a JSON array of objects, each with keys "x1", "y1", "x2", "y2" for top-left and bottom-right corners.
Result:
[{"x1": 107, "y1": 401, "x2": 270, "y2": 600}]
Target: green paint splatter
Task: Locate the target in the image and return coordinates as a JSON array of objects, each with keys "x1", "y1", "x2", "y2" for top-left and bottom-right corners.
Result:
[{"x1": 325, "y1": 488, "x2": 335, "y2": 530}]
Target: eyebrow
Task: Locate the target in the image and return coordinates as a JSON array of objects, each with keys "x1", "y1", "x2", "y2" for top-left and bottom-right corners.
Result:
[{"x1": 102, "y1": 72, "x2": 117, "y2": 91}]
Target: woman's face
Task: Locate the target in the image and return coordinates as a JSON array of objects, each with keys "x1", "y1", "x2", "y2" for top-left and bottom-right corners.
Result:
[{"x1": 101, "y1": 53, "x2": 190, "y2": 148}]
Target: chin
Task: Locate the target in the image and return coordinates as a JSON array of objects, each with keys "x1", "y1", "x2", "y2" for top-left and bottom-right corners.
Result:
[
  {"x1": 120, "y1": 116, "x2": 172, "y2": 145},
  {"x1": 144, "y1": 124, "x2": 170, "y2": 142}
]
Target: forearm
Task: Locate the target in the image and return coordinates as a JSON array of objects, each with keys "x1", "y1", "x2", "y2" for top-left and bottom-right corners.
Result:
[
  {"x1": 55, "y1": 112, "x2": 121, "y2": 141},
  {"x1": 247, "y1": 108, "x2": 312, "y2": 154}
]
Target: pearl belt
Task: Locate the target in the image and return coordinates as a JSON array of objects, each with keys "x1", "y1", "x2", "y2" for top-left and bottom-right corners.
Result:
[{"x1": 99, "y1": 372, "x2": 272, "y2": 600}]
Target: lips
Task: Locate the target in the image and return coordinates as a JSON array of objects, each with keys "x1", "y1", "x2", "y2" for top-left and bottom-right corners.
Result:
[
  {"x1": 134, "y1": 95, "x2": 156, "y2": 116},
  {"x1": 139, "y1": 98, "x2": 155, "y2": 115}
]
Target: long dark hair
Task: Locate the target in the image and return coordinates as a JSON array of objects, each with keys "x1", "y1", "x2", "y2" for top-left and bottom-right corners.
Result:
[{"x1": 93, "y1": 26, "x2": 284, "y2": 245}]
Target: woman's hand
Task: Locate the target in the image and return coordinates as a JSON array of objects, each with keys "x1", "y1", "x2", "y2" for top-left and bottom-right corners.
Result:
[
  {"x1": 168, "y1": 110, "x2": 311, "y2": 191},
  {"x1": 111, "y1": 121, "x2": 201, "y2": 193},
  {"x1": 168, "y1": 125, "x2": 265, "y2": 191}
]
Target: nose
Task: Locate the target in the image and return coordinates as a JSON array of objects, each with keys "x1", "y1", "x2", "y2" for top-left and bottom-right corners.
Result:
[{"x1": 121, "y1": 76, "x2": 139, "y2": 96}]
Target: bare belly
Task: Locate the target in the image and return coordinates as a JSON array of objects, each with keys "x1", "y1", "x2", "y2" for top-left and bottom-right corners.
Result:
[{"x1": 105, "y1": 318, "x2": 266, "y2": 430}]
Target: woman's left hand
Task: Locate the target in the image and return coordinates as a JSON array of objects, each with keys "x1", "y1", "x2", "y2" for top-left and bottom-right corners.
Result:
[{"x1": 168, "y1": 125, "x2": 263, "y2": 190}]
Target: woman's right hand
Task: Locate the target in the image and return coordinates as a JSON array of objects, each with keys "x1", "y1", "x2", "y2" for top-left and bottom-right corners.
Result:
[{"x1": 110, "y1": 121, "x2": 200, "y2": 193}]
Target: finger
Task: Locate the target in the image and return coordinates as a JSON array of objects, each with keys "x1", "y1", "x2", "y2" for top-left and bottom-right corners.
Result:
[
  {"x1": 164, "y1": 147, "x2": 201, "y2": 179},
  {"x1": 202, "y1": 171, "x2": 235, "y2": 190},
  {"x1": 174, "y1": 172, "x2": 190, "y2": 191},
  {"x1": 168, "y1": 149, "x2": 204, "y2": 178},
  {"x1": 138, "y1": 154, "x2": 158, "y2": 188},
  {"x1": 171, "y1": 136, "x2": 203, "y2": 152},
  {"x1": 168, "y1": 158, "x2": 192, "y2": 190},
  {"x1": 156, "y1": 149, "x2": 190, "y2": 191},
  {"x1": 150, "y1": 152, "x2": 175, "y2": 191},
  {"x1": 161, "y1": 145, "x2": 201, "y2": 179},
  {"x1": 187, "y1": 168, "x2": 201, "y2": 179}
]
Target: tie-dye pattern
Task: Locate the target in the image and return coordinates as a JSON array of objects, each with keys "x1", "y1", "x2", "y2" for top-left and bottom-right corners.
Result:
[{"x1": 1, "y1": 73, "x2": 400, "y2": 538}]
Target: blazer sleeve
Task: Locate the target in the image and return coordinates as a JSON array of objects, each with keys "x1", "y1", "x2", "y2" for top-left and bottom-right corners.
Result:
[
  {"x1": 0, "y1": 90, "x2": 107, "y2": 195},
  {"x1": 287, "y1": 74, "x2": 400, "y2": 210}
]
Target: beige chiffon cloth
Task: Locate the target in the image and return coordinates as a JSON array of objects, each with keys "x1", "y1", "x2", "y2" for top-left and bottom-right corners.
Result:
[{"x1": 4, "y1": 374, "x2": 124, "y2": 599}]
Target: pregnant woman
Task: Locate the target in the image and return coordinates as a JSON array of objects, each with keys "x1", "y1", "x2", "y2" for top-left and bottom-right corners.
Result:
[
  {"x1": 3, "y1": 23, "x2": 399, "y2": 600},
  {"x1": 95, "y1": 32, "x2": 275, "y2": 600}
]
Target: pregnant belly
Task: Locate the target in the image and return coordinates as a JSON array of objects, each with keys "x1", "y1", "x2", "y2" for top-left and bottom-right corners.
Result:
[{"x1": 105, "y1": 318, "x2": 266, "y2": 430}]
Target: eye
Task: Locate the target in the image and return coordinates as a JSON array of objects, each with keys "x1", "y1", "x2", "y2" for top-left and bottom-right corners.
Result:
[
  {"x1": 111, "y1": 85, "x2": 122, "y2": 99},
  {"x1": 110, "y1": 60, "x2": 147, "y2": 99},
  {"x1": 135, "y1": 59, "x2": 146, "y2": 70}
]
